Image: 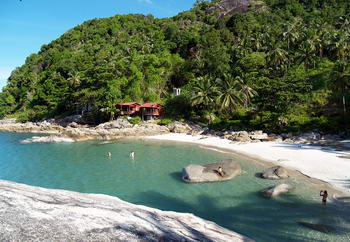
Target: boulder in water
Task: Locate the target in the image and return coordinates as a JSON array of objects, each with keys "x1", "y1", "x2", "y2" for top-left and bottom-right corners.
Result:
[
  {"x1": 261, "y1": 166, "x2": 289, "y2": 180},
  {"x1": 260, "y1": 184, "x2": 294, "y2": 198},
  {"x1": 298, "y1": 222, "x2": 335, "y2": 233},
  {"x1": 182, "y1": 160, "x2": 241, "y2": 183}
]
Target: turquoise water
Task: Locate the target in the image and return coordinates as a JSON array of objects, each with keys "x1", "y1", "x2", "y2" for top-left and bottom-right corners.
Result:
[{"x1": 1, "y1": 132, "x2": 350, "y2": 241}]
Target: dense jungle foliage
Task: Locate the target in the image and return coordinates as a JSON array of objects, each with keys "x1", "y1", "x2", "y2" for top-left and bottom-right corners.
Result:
[{"x1": 1, "y1": 0, "x2": 350, "y2": 133}]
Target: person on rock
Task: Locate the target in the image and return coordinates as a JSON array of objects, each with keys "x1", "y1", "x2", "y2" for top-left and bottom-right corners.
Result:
[{"x1": 215, "y1": 166, "x2": 225, "y2": 177}]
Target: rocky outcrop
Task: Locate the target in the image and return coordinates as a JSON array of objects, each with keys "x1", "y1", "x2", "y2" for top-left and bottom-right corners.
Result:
[
  {"x1": 96, "y1": 119, "x2": 133, "y2": 129},
  {"x1": 260, "y1": 184, "x2": 294, "y2": 198},
  {"x1": 167, "y1": 121, "x2": 192, "y2": 133},
  {"x1": 260, "y1": 166, "x2": 289, "y2": 180},
  {"x1": 222, "y1": 130, "x2": 269, "y2": 143},
  {"x1": 182, "y1": 160, "x2": 242, "y2": 183},
  {"x1": 0, "y1": 180, "x2": 252, "y2": 241},
  {"x1": 0, "y1": 119, "x2": 172, "y2": 143},
  {"x1": 207, "y1": 0, "x2": 266, "y2": 18}
]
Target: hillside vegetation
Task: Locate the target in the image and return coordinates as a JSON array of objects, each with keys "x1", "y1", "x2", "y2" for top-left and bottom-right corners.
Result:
[{"x1": 1, "y1": 0, "x2": 349, "y2": 133}]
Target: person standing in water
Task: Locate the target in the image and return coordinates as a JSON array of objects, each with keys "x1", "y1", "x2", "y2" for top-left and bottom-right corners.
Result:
[
  {"x1": 107, "y1": 152, "x2": 112, "y2": 158},
  {"x1": 129, "y1": 151, "x2": 135, "y2": 159},
  {"x1": 320, "y1": 190, "x2": 328, "y2": 207}
]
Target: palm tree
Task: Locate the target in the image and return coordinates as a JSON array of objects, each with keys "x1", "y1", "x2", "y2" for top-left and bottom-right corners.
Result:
[
  {"x1": 282, "y1": 18, "x2": 302, "y2": 50},
  {"x1": 235, "y1": 75, "x2": 258, "y2": 107},
  {"x1": 216, "y1": 74, "x2": 243, "y2": 113},
  {"x1": 68, "y1": 72, "x2": 82, "y2": 88},
  {"x1": 267, "y1": 47, "x2": 289, "y2": 71},
  {"x1": 297, "y1": 39, "x2": 317, "y2": 68},
  {"x1": 191, "y1": 76, "x2": 219, "y2": 123},
  {"x1": 330, "y1": 61, "x2": 350, "y2": 115},
  {"x1": 216, "y1": 74, "x2": 257, "y2": 112}
]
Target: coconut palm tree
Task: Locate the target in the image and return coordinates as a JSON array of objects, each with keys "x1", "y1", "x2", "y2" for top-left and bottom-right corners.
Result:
[
  {"x1": 216, "y1": 75, "x2": 243, "y2": 113},
  {"x1": 191, "y1": 76, "x2": 219, "y2": 123},
  {"x1": 235, "y1": 75, "x2": 258, "y2": 107},
  {"x1": 216, "y1": 74, "x2": 257, "y2": 112},
  {"x1": 267, "y1": 46, "x2": 289, "y2": 72},
  {"x1": 330, "y1": 61, "x2": 350, "y2": 115},
  {"x1": 282, "y1": 18, "x2": 302, "y2": 50}
]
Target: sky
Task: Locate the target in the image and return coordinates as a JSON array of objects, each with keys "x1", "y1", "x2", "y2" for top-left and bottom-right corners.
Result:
[{"x1": 0, "y1": 0, "x2": 196, "y2": 89}]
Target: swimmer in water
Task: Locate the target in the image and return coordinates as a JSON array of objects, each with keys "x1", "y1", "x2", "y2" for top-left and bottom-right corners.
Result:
[
  {"x1": 107, "y1": 152, "x2": 112, "y2": 157},
  {"x1": 129, "y1": 151, "x2": 135, "y2": 159}
]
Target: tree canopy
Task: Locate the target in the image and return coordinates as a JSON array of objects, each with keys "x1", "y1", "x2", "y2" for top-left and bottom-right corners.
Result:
[{"x1": 1, "y1": 0, "x2": 350, "y2": 133}]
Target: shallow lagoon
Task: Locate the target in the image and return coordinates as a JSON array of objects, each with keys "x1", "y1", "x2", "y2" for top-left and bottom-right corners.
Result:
[{"x1": 1, "y1": 132, "x2": 350, "y2": 241}]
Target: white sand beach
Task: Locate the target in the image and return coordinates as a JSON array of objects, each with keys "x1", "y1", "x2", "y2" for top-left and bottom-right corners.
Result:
[{"x1": 147, "y1": 133, "x2": 350, "y2": 195}]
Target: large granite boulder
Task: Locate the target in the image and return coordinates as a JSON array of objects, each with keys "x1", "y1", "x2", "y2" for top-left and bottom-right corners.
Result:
[
  {"x1": 182, "y1": 160, "x2": 242, "y2": 183},
  {"x1": 249, "y1": 131, "x2": 269, "y2": 141},
  {"x1": 231, "y1": 131, "x2": 251, "y2": 142},
  {"x1": 0, "y1": 180, "x2": 252, "y2": 242},
  {"x1": 260, "y1": 184, "x2": 294, "y2": 198},
  {"x1": 261, "y1": 166, "x2": 289, "y2": 180},
  {"x1": 97, "y1": 118, "x2": 133, "y2": 129},
  {"x1": 167, "y1": 121, "x2": 192, "y2": 133}
]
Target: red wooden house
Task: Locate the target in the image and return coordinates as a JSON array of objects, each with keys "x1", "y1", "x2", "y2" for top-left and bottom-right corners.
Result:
[
  {"x1": 116, "y1": 102, "x2": 141, "y2": 116},
  {"x1": 140, "y1": 103, "x2": 163, "y2": 121}
]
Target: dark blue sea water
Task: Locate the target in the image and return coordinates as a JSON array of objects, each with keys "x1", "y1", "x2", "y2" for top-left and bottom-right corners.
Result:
[{"x1": 1, "y1": 132, "x2": 349, "y2": 241}]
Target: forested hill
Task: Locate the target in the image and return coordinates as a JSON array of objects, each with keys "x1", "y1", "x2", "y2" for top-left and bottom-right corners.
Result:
[{"x1": 1, "y1": 0, "x2": 350, "y2": 133}]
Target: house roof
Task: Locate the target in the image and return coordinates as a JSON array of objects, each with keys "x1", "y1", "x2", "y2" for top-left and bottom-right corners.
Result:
[
  {"x1": 117, "y1": 102, "x2": 141, "y2": 106},
  {"x1": 140, "y1": 103, "x2": 163, "y2": 108}
]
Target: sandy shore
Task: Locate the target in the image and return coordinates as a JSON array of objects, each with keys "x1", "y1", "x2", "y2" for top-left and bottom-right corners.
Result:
[{"x1": 147, "y1": 133, "x2": 350, "y2": 195}]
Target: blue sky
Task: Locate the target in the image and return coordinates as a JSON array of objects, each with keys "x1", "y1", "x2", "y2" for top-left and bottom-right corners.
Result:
[{"x1": 0, "y1": 0, "x2": 196, "y2": 89}]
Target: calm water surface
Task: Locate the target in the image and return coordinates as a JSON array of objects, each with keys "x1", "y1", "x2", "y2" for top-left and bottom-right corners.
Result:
[{"x1": 1, "y1": 132, "x2": 349, "y2": 241}]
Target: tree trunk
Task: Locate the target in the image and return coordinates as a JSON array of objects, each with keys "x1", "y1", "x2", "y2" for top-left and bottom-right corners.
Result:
[{"x1": 343, "y1": 95, "x2": 346, "y2": 115}]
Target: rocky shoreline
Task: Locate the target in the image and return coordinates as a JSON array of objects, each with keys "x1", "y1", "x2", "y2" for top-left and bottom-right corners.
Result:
[{"x1": 1, "y1": 117, "x2": 348, "y2": 148}]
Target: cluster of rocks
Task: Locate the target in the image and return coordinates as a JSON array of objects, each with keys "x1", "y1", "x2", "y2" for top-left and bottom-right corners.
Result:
[
  {"x1": 280, "y1": 131, "x2": 343, "y2": 145},
  {"x1": 183, "y1": 161, "x2": 294, "y2": 199},
  {"x1": 0, "y1": 180, "x2": 252, "y2": 241},
  {"x1": 221, "y1": 130, "x2": 270, "y2": 143},
  {"x1": 196, "y1": 129, "x2": 272, "y2": 143},
  {"x1": 0, "y1": 118, "x2": 171, "y2": 142},
  {"x1": 0, "y1": 116, "x2": 347, "y2": 147},
  {"x1": 259, "y1": 166, "x2": 294, "y2": 198}
]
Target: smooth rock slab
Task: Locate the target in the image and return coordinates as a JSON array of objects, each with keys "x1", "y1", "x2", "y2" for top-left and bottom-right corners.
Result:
[
  {"x1": 260, "y1": 184, "x2": 294, "y2": 198},
  {"x1": 182, "y1": 160, "x2": 242, "y2": 183},
  {"x1": 261, "y1": 166, "x2": 289, "y2": 180},
  {"x1": 0, "y1": 180, "x2": 253, "y2": 242}
]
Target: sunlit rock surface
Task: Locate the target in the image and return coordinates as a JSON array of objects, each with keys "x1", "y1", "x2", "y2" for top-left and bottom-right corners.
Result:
[{"x1": 0, "y1": 180, "x2": 253, "y2": 241}]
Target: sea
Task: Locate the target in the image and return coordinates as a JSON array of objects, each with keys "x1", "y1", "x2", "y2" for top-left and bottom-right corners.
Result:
[{"x1": 1, "y1": 131, "x2": 349, "y2": 241}]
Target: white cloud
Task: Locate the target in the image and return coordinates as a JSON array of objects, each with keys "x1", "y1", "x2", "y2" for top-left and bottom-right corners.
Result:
[{"x1": 138, "y1": 0, "x2": 153, "y2": 4}]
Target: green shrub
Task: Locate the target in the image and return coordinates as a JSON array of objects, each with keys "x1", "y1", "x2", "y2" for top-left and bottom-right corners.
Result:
[
  {"x1": 129, "y1": 116, "x2": 141, "y2": 125},
  {"x1": 158, "y1": 118, "x2": 172, "y2": 126}
]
